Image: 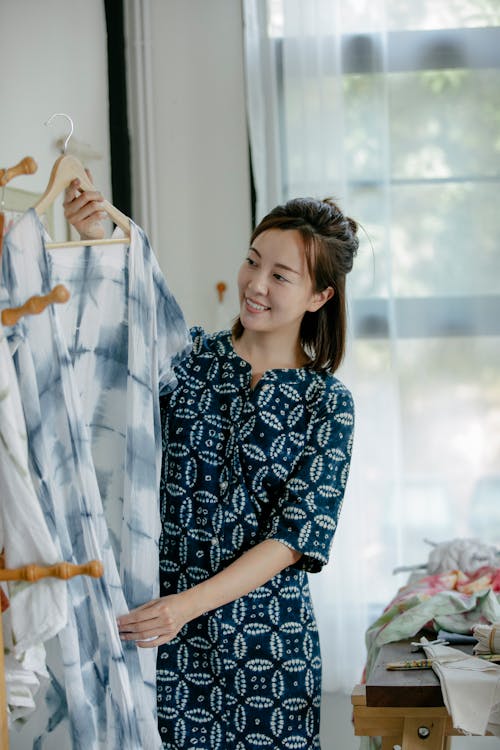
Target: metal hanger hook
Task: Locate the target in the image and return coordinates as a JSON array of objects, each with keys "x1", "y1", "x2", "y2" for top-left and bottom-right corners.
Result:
[{"x1": 44, "y1": 112, "x2": 74, "y2": 154}]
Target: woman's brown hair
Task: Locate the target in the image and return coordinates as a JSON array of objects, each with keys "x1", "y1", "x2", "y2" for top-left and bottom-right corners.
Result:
[{"x1": 232, "y1": 197, "x2": 359, "y2": 373}]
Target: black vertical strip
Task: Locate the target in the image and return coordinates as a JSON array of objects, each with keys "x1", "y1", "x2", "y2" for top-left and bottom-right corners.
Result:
[
  {"x1": 248, "y1": 140, "x2": 257, "y2": 229},
  {"x1": 104, "y1": 0, "x2": 132, "y2": 217}
]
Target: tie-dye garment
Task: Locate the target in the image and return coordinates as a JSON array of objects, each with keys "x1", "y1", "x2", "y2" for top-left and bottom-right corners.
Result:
[
  {"x1": 0, "y1": 209, "x2": 191, "y2": 749},
  {"x1": 0, "y1": 320, "x2": 66, "y2": 724},
  {"x1": 157, "y1": 328, "x2": 355, "y2": 750}
]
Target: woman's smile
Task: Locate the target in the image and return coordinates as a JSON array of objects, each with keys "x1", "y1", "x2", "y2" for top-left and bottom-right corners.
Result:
[{"x1": 245, "y1": 296, "x2": 270, "y2": 312}]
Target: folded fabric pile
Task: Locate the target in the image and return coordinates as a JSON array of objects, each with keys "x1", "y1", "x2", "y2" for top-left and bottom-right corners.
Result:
[
  {"x1": 426, "y1": 538, "x2": 500, "y2": 576},
  {"x1": 421, "y1": 636, "x2": 500, "y2": 736},
  {"x1": 474, "y1": 621, "x2": 500, "y2": 655},
  {"x1": 364, "y1": 566, "x2": 500, "y2": 678}
]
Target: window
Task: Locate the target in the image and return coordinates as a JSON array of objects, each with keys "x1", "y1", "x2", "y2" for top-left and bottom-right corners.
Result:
[{"x1": 245, "y1": 0, "x2": 500, "y2": 688}]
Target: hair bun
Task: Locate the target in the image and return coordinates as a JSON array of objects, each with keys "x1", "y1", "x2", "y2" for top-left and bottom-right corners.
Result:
[
  {"x1": 346, "y1": 215, "x2": 359, "y2": 236},
  {"x1": 322, "y1": 198, "x2": 358, "y2": 234}
]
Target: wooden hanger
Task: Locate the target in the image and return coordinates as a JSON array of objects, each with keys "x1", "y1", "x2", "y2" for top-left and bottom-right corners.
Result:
[{"x1": 35, "y1": 154, "x2": 131, "y2": 248}]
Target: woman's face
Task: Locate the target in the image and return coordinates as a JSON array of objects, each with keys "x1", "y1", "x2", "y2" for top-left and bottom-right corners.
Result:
[{"x1": 237, "y1": 228, "x2": 330, "y2": 339}]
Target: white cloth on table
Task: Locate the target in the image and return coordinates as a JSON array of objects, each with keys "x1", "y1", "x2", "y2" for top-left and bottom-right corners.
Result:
[
  {"x1": 421, "y1": 637, "x2": 500, "y2": 736},
  {"x1": 473, "y1": 621, "x2": 500, "y2": 655}
]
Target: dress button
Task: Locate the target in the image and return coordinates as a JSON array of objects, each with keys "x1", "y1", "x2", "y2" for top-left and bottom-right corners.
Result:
[
  {"x1": 211, "y1": 537, "x2": 218, "y2": 546},
  {"x1": 220, "y1": 480, "x2": 228, "y2": 491}
]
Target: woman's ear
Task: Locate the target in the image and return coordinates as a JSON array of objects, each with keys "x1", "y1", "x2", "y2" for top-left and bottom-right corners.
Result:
[{"x1": 307, "y1": 286, "x2": 334, "y2": 313}]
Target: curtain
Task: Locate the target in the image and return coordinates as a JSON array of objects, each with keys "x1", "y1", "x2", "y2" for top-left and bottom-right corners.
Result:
[{"x1": 243, "y1": 0, "x2": 500, "y2": 692}]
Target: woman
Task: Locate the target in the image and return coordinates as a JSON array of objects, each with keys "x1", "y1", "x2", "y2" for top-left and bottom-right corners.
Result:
[{"x1": 66, "y1": 187, "x2": 358, "y2": 749}]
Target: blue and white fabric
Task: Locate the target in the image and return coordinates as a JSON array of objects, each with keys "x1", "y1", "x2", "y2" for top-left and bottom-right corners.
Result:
[
  {"x1": 0, "y1": 319, "x2": 66, "y2": 724},
  {"x1": 0, "y1": 209, "x2": 191, "y2": 749},
  {"x1": 157, "y1": 328, "x2": 355, "y2": 750}
]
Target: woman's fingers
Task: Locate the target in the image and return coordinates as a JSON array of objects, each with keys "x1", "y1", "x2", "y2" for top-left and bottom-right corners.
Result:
[
  {"x1": 120, "y1": 622, "x2": 162, "y2": 640},
  {"x1": 63, "y1": 176, "x2": 107, "y2": 240},
  {"x1": 64, "y1": 190, "x2": 104, "y2": 219},
  {"x1": 117, "y1": 598, "x2": 184, "y2": 646},
  {"x1": 67, "y1": 200, "x2": 107, "y2": 224},
  {"x1": 117, "y1": 598, "x2": 161, "y2": 626},
  {"x1": 118, "y1": 610, "x2": 159, "y2": 633},
  {"x1": 64, "y1": 178, "x2": 81, "y2": 204},
  {"x1": 136, "y1": 634, "x2": 175, "y2": 648}
]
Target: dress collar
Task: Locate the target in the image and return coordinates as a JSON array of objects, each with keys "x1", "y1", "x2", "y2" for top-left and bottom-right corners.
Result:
[{"x1": 213, "y1": 329, "x2": 316, "y2": 387}]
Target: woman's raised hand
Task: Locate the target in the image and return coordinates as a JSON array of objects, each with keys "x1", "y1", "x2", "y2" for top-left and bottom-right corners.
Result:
[{"x1": 63, "y1": 169, "x2": 107, "y2": 240}]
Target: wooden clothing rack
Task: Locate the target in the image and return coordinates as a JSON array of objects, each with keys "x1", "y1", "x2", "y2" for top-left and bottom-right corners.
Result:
[
  {"x1": 0, "y1": 560, "x2": 103, "y2": 749},
  {"x1": 0, "y1": 156, "x2": 38, "y2": 259}
]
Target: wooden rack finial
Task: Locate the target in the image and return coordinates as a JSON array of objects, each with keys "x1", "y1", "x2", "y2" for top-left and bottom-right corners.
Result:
[
  {"x1": 0, "y1": 156, "x2": 38, "y2": 260},
  {"x1": 0, "y1": 157, "x2": 37, "y2": 187},
  {"x1": 0, "y1": 560, "x2": 103, "y2": 583},
  {"x1": 0, "y1": 556, "x2": 103, "y2": 748},
  {"x1": 1, "y1": 284, "x2": 70, "y2": 327},
  {"x1": 216, "y1": 281, "x2": 227, "y2": 304}
]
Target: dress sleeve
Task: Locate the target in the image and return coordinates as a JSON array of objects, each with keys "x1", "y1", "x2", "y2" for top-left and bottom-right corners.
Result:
[
  {"x1": 152, "y1": 253, "x2": 193, "y2": 395},
  {"x1": 264, "y1": 380, "x2": 354, "y2": 573}
]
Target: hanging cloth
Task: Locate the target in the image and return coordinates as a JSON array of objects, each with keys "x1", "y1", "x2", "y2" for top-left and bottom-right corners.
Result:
[
  {"x1": 0, "y1": 208, "x2": 191, "y2": 749},
  {"x1": 0, "y1": 319, "x2": 67, "y2": 724}
]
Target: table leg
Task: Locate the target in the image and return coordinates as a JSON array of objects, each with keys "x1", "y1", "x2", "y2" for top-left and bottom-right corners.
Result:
[
  {"x1": 382, "y1": 738, "x2": 401, "y2": 750},
  {"x1": 401, "y1": 716, "x2": 447, "y2": 750}
]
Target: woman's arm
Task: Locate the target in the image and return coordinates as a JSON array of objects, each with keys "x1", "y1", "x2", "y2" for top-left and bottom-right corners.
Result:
[{"x1": 117, "y1": 539, "x2": 301, "y2": 648}]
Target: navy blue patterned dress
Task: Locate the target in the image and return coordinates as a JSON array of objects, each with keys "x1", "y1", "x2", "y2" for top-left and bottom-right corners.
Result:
[{"x1": 157, "y1": 328, "x2": 354, "y2": 750}]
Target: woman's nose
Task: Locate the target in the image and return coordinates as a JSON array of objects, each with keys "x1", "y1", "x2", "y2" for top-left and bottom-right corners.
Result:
[{"x1": 247, "y1": 272, "x2": 268, "y2": 295}]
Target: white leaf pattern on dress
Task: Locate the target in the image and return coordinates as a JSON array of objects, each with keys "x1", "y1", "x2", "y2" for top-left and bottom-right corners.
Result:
[{"x1": 157, "y1": 328, "x2": 354, "y2": 749}]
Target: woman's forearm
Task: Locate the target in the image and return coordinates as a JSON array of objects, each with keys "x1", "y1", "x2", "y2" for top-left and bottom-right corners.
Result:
[
  {"x1": 117, "y1": 539, "x2": 302, "y2": 646},
  {"x1": 180, "y1": 539, "x2": 301, "y2": 621}
]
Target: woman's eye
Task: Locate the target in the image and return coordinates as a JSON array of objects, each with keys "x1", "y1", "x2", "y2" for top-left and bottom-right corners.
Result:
[
  {"x1": 246, "y1": 257, "x2": 256, "y2": 266},
  {"x1": 274, "y1": 273, "x2": 288, "y2": 282}
]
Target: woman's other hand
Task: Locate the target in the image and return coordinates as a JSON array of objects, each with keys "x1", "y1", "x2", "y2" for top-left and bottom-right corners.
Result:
[
  {"x1": 117, "y1": 594, "x2": 195, "y2": 648},
  {"x1": 63, "y1": 169, "x2": 107, "y2": 240}
]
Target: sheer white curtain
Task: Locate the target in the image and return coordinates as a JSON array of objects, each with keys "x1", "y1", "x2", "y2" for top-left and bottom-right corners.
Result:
[{"x1": 243, "y1": 0, "x2": 500, "y2": 692}]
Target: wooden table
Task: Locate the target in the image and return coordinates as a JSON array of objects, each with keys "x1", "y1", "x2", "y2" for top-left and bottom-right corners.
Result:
[{"x1": 351, "y1": 638, "x2": 470, "y2": 750}]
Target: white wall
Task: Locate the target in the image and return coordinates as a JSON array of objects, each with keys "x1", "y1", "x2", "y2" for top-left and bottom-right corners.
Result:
[
  {"x1": 144, "y1": 0, "x2": 252, "y2": 329},
  {"x1": 0, "y1": 0, "x2": 251, "y2": 328},
  {"x1": 0, "y1": 0, "x2": 112, "y2": 240}
]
